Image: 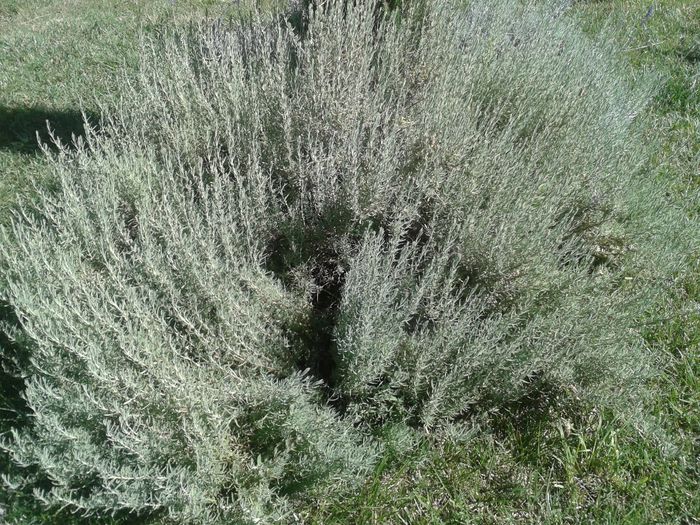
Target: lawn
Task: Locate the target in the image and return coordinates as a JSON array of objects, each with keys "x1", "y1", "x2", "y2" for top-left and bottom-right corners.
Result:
[{"x1": 0, "y1": 1, "x2": 698, "y2": 523}]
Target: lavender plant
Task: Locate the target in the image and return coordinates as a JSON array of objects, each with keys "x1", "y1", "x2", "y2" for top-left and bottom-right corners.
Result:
[{"x1": 1, "y1": 0, "x2": 694, "y2": 522}]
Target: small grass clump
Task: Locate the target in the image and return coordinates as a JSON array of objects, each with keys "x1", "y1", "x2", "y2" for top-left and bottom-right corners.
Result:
[{"x1": 0, "y1": 0, "x2": 697, "y2": 523}]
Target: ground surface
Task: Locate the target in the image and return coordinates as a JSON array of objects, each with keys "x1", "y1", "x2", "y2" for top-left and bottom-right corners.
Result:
[{"x1": 0, "y1": 1, "x2": 698, "y2": 523}]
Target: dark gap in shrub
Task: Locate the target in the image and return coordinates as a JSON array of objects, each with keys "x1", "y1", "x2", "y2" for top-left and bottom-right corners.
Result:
[
  {"x1": 264, "y1": 208, "x2": 358, "y2": 396},
  {"x1": 307, "y1": 257, "x2": 345, "y2": 391},
  {"x1": 0, "y1": 301, "x2": 31, "y2": 428}
]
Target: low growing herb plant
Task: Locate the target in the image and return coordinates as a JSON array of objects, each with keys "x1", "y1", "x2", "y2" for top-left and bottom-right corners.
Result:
[{"x1": 1, "y1": 0, "x2": 695, "y2": 523}]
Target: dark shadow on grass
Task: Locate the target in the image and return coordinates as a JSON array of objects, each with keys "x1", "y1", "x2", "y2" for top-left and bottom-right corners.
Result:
[{"x1": 0, "y1": 105, "x2": 99, "y2": 154}]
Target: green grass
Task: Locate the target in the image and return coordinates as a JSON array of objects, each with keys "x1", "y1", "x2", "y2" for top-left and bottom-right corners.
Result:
[{"x1": 0, "y1": 0, "x2": 698, "y2": 523}]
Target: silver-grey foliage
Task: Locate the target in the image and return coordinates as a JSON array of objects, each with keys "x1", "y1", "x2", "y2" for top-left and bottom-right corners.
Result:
[{"x1": 0, "y1": 0, "x2": 695, "y2": 522}]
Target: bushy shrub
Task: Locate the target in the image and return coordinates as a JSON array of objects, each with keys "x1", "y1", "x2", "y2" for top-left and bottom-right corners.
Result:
[{"x1": 1, "y1": 0, "x2": 692, "y2": 522}]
